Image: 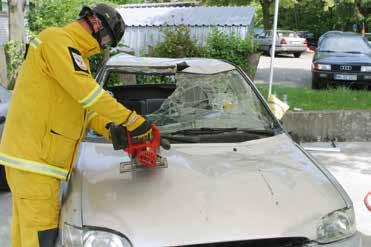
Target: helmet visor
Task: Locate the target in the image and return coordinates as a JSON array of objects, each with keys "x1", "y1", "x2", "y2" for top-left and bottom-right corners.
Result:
[{"x1": 95, "y1": 14, "x2": 115, "y2": 48}]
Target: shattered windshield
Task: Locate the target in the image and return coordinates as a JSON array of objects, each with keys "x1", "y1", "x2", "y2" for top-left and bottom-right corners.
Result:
[{"x1": 145, "y1": 70, "x2": 275, "y2": 133}]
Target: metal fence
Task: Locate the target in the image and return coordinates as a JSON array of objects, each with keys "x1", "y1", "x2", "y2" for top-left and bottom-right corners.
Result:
[{"x1": 123, "y1": 25, "x2": 253, "y2": 55}]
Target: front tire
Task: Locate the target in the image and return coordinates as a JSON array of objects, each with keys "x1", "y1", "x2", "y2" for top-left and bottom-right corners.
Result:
[
  {"x1": 293, "y1": 52, "x2": 302, "y2": 58},
  {"x1": 0, "y1": 165, "x2": 10, "y2": 192}
]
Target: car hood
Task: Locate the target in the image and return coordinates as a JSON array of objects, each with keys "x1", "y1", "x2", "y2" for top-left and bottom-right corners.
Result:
[
  {"x1": 315, "y1": 52, "x2": 371, "y2": 65},
  {"x1": 77, "y1": 134, "x2": 346, "y2": 246}
]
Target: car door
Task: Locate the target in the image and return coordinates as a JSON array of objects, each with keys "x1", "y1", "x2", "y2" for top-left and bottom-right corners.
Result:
[{"x1": 261, "y1": 31, "x2": 272, "y2": 51}]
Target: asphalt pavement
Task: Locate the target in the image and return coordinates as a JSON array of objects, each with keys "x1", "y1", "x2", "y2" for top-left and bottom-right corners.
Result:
[
  {"x1": 254, "y1": 52, "x2": 313, "y2": 88},
  {"x1": 1, "y1": 142, "x2": 370, "y2": 246}
]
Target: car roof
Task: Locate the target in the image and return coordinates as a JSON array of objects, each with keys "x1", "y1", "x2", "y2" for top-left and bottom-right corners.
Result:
[
  {"x1": 321, "y1": 31, "x2": 359, "y2": 38},
  {"x1": 264, "y1": 30, "x2": 297, "y2": 33},
  {"x1": 105, "y1": 54, "x2": 236, "y2": 74}
]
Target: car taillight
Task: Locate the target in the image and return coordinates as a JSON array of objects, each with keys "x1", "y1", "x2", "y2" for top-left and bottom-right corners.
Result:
[
  {"x1": 304, "y1": 38, "x2": 308, "y2": 46},
  {"x1": 365, "y1": 192, "x2": 371, "y2": 211},
  {"x1": 280, "y1": 38, "x2": 287, "y2": 45}
]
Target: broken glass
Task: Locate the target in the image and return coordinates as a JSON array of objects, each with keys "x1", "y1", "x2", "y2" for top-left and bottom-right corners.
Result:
[{"x1": 147, "y1": 70, "x2": 275, "y2": 133}]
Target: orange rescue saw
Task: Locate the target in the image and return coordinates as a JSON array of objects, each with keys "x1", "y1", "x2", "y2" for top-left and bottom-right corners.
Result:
[
  {"x1": 125, "y1": 125, "x2": 161, "y2": 167},
  {"x1": 110, "y1": 124, "x2": 169, "y2": 167}
]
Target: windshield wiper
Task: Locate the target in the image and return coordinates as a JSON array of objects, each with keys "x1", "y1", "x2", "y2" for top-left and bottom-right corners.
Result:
[
  {"x1": 342, "y1": 51, "x2": 362, "y2": 54},
  {"x1": 168, "y1": 127, "x2": 278, "y2": 136},
  {"x1": 318, "y1": 49, "x2": 336, "y2": 53},
  {"x1": 161, "y1": 135, "x2": 200, "y2": 143},
  {"x1": 169, "y1": 127, "x2": 238, "y2": 136}
]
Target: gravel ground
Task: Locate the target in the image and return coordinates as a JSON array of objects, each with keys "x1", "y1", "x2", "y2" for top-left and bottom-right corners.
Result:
[{"x1": 254, "y1": 52, "x2": 314, "y2": 88}]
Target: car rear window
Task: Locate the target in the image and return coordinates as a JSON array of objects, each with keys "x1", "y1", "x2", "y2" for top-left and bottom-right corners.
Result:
[
  {"x1": 278, "y1": 32, "x2": 298, "y2": 38},
  {"x1": 106, "y1": 72, "x2": 176, "y2": 87}
]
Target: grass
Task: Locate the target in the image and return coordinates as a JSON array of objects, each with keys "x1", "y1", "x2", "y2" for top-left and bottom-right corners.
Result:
[{"x1": 256, "y1": 85, "x2": 371, "y2": 111}]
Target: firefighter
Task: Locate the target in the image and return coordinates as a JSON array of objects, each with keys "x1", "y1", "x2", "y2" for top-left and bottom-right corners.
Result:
[{"x1": 0, "y1": 4, "x2": 152, "y2": 246}]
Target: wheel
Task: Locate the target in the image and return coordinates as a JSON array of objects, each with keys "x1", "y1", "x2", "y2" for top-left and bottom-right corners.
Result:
[
  {"x1": 293, "y1": 52, "x2": 302, "y2": 58},
  {"x1": 312, "y1": 78, "x2": 323, "y2": 89},
  {"x1": 0, "y1": 165, "x2": 10, "y2": 192},
  {"x1": 269, "y1": 46, "x2": 274, "y2": 57}
]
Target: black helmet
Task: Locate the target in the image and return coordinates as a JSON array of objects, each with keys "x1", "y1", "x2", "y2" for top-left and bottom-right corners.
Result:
[{"x1": 79, "y1": 4, "x2": 125, "y2": 48}]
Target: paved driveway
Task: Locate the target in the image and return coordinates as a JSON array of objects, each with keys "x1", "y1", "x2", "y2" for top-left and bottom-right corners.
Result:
[
  {"x1": 254, "y1": 52, "x2": 313, "y2": 88},
  {"x1": 1, "y1": 142, "x2": 370, "y2": 246}
]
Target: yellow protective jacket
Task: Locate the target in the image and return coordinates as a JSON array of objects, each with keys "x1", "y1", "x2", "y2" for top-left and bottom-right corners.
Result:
[{"x1": 0, "y1": 22, "x2": 133, "y2": 180}]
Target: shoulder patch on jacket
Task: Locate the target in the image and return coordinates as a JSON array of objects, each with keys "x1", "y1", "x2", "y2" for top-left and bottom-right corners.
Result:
[{"x1": 68, "y1": 47, "x2": 88, "y2": 73}]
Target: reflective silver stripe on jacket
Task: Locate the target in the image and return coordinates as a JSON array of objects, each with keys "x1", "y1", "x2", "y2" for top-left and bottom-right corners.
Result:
[
  {"x1": 30, "y1": 38, "x2": 42, "y2": 48},
  {"x1": 0, "y1": 152, "x2": 69, "y2": 180},
  {"x1": 79, "y1": 85, "x2": 104, "y2": 108}
]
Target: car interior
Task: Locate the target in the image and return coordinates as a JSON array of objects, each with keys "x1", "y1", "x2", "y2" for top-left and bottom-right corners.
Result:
[{"x1": 103, "y1": 72, "x2": 176, "y2": 116}]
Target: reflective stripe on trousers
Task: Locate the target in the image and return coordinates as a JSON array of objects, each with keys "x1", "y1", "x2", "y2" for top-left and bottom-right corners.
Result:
[{"x1": 0, "y1": 152, "x2": 69, "y2": 180}]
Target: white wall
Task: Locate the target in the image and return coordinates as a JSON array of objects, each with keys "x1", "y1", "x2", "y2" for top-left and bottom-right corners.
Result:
[{"x1": 0, "y1": 12, "x2": 8, "y2": 44}]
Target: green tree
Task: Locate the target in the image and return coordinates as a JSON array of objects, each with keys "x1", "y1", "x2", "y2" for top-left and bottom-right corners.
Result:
[
  {"x1": 279, "y1": 0, "x2": 370, "y2": 37},
  {"x1": 324, "y1": 0, "x2": 370, "y2": 31},
  {"x1": 28, "y1": 0, "x2": 113, "y2": 34}
]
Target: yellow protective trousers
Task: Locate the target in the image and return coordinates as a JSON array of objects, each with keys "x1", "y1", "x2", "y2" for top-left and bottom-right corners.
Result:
[{"x1": 5, "y1": 167, "x2": 60, "y2": 247}]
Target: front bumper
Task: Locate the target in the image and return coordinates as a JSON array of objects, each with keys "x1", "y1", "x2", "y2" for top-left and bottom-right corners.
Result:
[
  {"x1": 312, "y1": 70, "x2": 371, "y2": 85},
  {"x1": 307, "y1": 232, "x2": 362, "y2": 247},
  {"x1": 275, "y1": 45, "x2": 307, "y2": 53}
]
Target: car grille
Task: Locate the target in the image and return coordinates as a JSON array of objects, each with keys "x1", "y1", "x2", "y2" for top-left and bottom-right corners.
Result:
[
  {"x1": 332, "y1": 64, "x2": 361, "y2": 72},
  {"x1": 179, "y1": 237, "x2": 311, "y2": 247}
]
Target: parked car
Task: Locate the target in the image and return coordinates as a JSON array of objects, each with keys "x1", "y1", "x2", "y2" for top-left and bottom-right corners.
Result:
[
  {"x1": 0, "y1": 85, "x2": 11, "y2": 191},
  {"x1": 255, "y1": 30, "x2": 307, "y2": 57},
  {"x1": 53, "y1": 54, "x2": 362, "y2": 246},
  {"x1": 365, "y1": 33, "x2": 371, "y2": 46},
  {"x1": 297, "y1": 31, "x2": 317, "y2": 50},
  {"x1": 312, "y1": 31, "x2": 371, "y2": 89}
]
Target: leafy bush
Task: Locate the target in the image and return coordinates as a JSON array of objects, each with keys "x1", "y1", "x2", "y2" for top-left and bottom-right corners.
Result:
[
  {"x1": 147, "y1": 26, "x2": 202, "y2": 58},
  {"x1": 202, "y1": 29, "x2": 259, "y2": 77},
  {"x1": 147, "y1": 27, "x2": 259, "y2": 77},
  {"x1": 4, "y1": 41, "x2": 26, "y2": 89}
]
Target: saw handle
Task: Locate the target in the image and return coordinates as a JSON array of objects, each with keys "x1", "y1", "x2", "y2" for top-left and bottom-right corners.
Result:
[
  {"x1": 110, "y1": 124, "x2": 170, "y2": 151},
  {"x1": 124, "y1": 125, "x2": 161, "y2": 155}
]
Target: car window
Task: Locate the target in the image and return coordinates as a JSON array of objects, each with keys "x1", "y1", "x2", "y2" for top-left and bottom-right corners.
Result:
[
  {"x1": 95, "y1": 68, "x2": 277, "y2": 142},
  {"x1": 105, "y1": 72, "x2": 176, "y2": 87},
  {"x1": 319, "y1": 36, "x2": 371, "y2": 53},
  {"x1": 146, "y1": 70, "x2": 275, "y2": 133},
  {"x1": 278, "y1": 32, "x2": 298, "y2": 38}
]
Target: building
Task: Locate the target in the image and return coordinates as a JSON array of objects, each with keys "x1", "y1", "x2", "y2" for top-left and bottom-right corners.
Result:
[
  {"x1": 0, "y1": 0, "x2": 8, "y2": 44},
  {"x1": 118, "y1": 5, "x2": 256, "y2": 55}
]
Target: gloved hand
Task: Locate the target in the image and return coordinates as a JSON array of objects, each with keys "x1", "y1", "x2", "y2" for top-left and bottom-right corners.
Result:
[{"x1": 122, "y1": 111, "x2": 152, "y2": 142}]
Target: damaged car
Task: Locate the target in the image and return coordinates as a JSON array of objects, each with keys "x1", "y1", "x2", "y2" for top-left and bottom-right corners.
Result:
[{"x1": 56, "y1": 54, "x2": 362, "y2": 246}]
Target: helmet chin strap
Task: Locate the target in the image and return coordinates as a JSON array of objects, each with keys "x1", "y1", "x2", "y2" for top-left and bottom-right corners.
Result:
[{"x1": 84, "y1": 16, "x2": 108, "y2": 49}]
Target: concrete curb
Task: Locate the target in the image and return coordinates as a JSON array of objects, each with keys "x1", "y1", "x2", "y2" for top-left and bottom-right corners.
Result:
[{"x1": 282, "y1": 110, "x2": 371, "y2": 142}]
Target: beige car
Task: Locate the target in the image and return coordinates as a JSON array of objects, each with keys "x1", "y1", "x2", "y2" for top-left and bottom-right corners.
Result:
[
  {"x1": 55, "y1": 55, "x2": 361, "y2": 246},
  {"x1": 255, "y1": 30, "x2": 307, "y2": 57}
]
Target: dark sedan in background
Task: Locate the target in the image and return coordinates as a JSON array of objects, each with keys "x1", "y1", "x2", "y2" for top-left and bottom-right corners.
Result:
[{"x1": 312, "y1": 32, "x2": 371, "y2": 89}]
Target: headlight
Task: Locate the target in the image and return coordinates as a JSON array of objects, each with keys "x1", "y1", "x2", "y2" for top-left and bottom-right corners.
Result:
[
  {"x1": 84, "y1": 230, "x2": 132, "y2": 247},
  {"x1": 316, "y1": 207, "x2": 356, "y2": 243},
  {"x1": 62, "y1": 223, "x2": 83, "y2": 246},
  {"x1": 62, "y1": 223, "x2": 132, "y2": 247},
  {"x1": 361, "y1": 66, "x2": 371, "y2": 72},
  {"x1": 313, "y1": 63, "x2": 331, "y2": 71}
]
